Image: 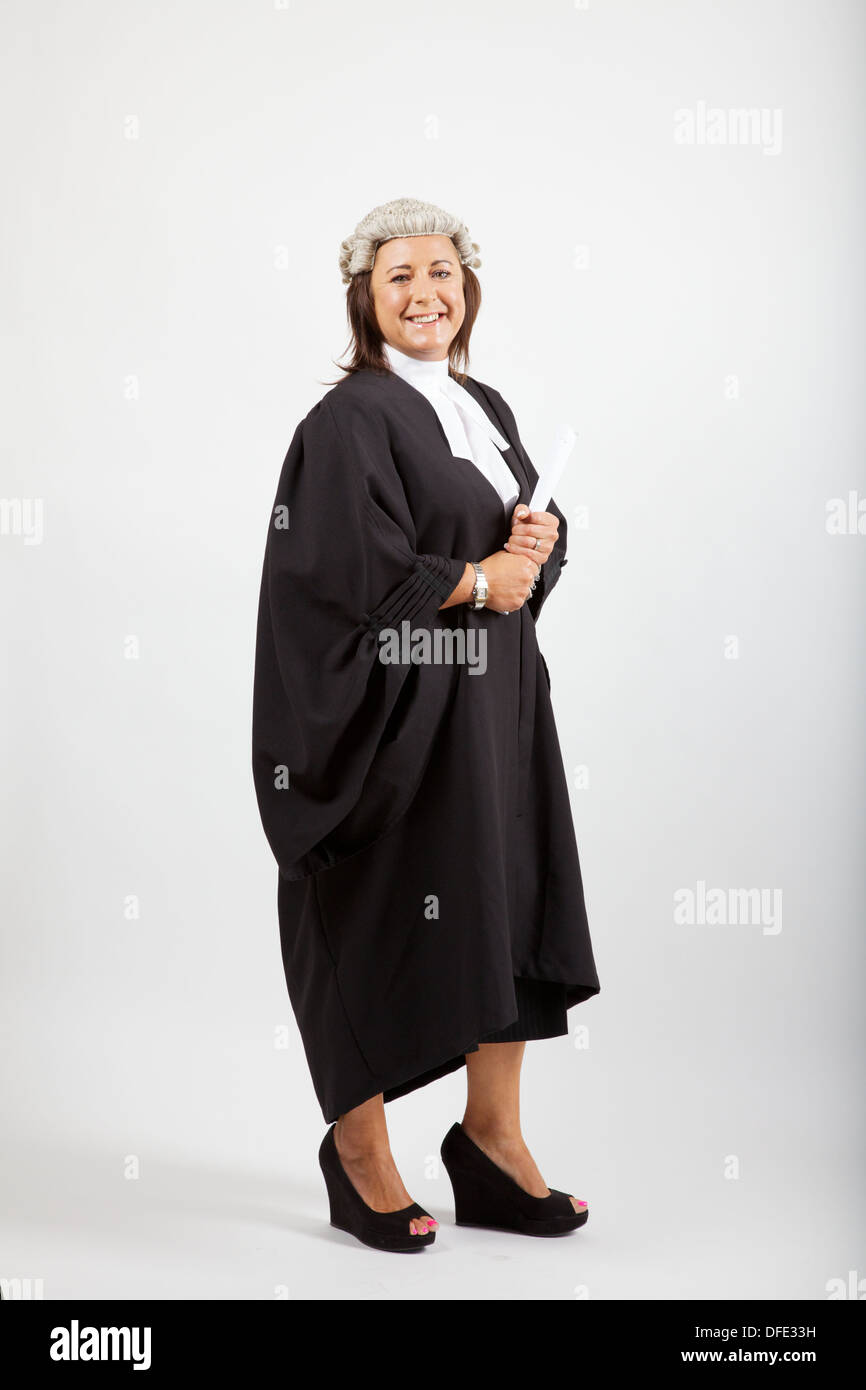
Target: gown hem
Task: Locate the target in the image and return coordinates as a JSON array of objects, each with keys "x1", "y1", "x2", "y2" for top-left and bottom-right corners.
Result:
[{"x1": 318, "y1": 975, "x2": 600, "y2": 1123}]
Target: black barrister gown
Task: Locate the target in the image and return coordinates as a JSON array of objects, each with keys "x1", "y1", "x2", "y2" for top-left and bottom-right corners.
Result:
[{"x1": 252, "y1": 364, "x2": 600, "y2": 1123}]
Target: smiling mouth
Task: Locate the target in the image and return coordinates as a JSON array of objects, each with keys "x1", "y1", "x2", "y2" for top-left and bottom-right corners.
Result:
[{"x1": 405, "y1": 312, "x2": 444, "y2": 325}]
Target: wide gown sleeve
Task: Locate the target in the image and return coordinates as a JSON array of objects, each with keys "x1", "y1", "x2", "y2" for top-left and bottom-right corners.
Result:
[{"x1": 252, "y1": 390, "x2": 468, "y2": 881}]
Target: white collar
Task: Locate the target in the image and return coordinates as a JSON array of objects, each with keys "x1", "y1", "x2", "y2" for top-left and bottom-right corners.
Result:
[
  {"x1": 381, "y1": 343, "x2": 519, "y2": 509},
  {"x1": 381, "y1": 338, "x2": 511, "y2": 456},
  {"x1": 382, "y1": 340, "x2": 450, "y2": 392}
]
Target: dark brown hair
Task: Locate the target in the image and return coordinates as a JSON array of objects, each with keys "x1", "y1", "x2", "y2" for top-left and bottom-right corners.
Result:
[{"x1": 324, "y1": 260, "x2": 481, "y2": 388}]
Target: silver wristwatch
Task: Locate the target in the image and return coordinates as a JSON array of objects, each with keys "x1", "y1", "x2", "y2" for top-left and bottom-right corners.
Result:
[{"x1": 469, "y1": 562, "x2": 488, "y2": 610}]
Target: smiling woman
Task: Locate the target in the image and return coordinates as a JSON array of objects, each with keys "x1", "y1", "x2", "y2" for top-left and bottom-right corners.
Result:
[
  {"x1": 371, "y1": 240, "x2": 467, "y2": 354},
  {"x1": 332, "y1": 218, "x2": 482, "y2": 387},
  {"x1": 252, "y1": 196, "x2": 600, "y2": 1254}
]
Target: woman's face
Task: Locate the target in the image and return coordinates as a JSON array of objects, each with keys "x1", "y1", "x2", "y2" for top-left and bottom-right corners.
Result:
[{"x1": 370, "y1": 234, "x2": 465, "y2": 361}]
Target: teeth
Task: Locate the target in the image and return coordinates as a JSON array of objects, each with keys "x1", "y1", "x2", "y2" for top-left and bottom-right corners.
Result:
[{"x1": 408, "y1": 313, "x2": 440, "y2": 323}]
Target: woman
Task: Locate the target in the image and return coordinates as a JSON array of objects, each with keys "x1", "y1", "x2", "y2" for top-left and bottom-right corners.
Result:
[{"x1": 252, "y1": 197, "x2": 600, "y2": 1252}]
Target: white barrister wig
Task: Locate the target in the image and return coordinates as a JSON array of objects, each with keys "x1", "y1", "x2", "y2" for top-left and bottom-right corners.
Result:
[{"x1": 339, "y1": 196, "x2": 482, "y2": 284}]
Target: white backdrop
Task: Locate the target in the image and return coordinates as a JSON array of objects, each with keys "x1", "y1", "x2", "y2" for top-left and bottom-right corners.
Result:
[{"x1": 1, "y1": 0, "x2": 863, "y2": 1301}]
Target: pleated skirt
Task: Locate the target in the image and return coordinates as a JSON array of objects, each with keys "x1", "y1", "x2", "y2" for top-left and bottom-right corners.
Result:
[{"x1": 473, "y1": 975, "x2": 569, "y2": 1045}]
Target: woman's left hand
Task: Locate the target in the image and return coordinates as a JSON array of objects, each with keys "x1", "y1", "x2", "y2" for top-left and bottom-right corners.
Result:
[{"x1": 503, "y1": 505, "x2": 559, "y2": 565}]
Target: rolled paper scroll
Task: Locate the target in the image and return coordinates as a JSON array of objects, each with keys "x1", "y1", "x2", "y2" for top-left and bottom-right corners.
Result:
[{"x1": 528, "y1": 424, "x2": 577, "y2": 513}]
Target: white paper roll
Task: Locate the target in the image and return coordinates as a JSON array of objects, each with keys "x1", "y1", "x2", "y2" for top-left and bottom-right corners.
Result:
[{"x1": 528, "y1": 424, "x2": 577, "y2": 512}]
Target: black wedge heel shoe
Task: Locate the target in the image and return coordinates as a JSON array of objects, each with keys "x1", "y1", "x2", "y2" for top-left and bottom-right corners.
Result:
[
  {"x1": 318, "y1": 1123, "x2": 437, "y2": 1253},
  {"x1": 440, "y1": 1122, "x2": 589, "y2": 1237}
]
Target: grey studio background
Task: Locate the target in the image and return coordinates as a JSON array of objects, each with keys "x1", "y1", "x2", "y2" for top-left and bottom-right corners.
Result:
[{"x1": 1, "y1": 0, "x2": 863, "y2": 1302}]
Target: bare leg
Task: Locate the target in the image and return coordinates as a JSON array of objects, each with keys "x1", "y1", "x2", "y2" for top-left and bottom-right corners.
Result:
[
  {"x1": 333, "y1": 1094, "x2": 437, "y2": 1237},
  {"x1": 462, "y1": 1041, "x2": 586, "y2": 1215}
]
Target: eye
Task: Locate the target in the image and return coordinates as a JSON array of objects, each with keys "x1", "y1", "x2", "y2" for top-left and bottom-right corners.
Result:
[{"x1": 389, "y1": 269, "x2": 452, "y2": 283}]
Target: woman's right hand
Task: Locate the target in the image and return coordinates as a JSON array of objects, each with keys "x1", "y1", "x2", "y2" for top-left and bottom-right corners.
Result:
[{"x1": 479, "y1": 549, "x2": 540, "y2": 614}]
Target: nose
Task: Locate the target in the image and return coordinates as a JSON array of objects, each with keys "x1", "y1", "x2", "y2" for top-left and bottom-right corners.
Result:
[{"x1": 412, "y1": 287, "x2": 442, "y2": 309}]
